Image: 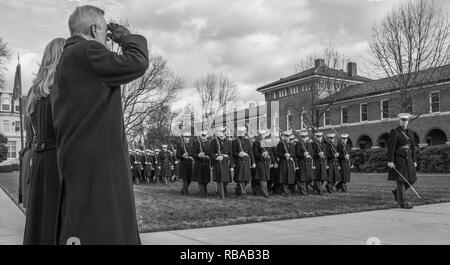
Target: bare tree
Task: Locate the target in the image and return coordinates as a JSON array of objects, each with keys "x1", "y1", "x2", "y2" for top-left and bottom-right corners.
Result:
[
  {"x1": 288, "y1": 47, "x2": 358, "y2": 130},
  {"x1": 369, "y1": 0, "x2": 450, "y2": 115},
  {"x1": 0, "y1": 38, "x2": 11, "y2": 90},
  {"x1": 106, "y1": 19, "x2": 184, "y2": 142},
  {"x1": 122, "y1": 55, "x2": 183, "y2": 141},
  {"x1": 194, "y1": 73, "x2": 236, "y2": 128},
  {"x1": 295, "y1": 46, "x2": 347, "y2": 73}
]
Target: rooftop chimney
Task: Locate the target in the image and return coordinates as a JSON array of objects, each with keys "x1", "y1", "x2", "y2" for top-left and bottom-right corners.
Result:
[
  {"x1": 347, "y1": 62, "x2": 357, "y2": 77},
  {"x1": 314, "y1": 59, "x2": 325, "y2": 69}
]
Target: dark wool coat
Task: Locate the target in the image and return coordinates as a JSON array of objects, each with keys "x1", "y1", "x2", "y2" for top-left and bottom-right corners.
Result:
[
  {"x1": 312, "y1": 141, "x2": 328, "y2": 182},
  {"x1": 337, "y1": 142, "x2": 352, "y2": 183},
  {"x1": 176, "y1": 140, "x2": 193, "y2": 181},
  {"x1": 142, "y1": 154, "x2": 153, "y2": 179},
  {"x1": 252, "y1": 140, "x2": 271, "y2": 181},
  {"x1": 23, "y1": 97, "x2": 60, "y2": 245},
  {"x1": 232, "y1": 137, "x2": 255, "y2": 182},
  {"x1": 190, "y1": 139, "x2": 211, "y2": 184},
  {"x1": 295, "y1": 141, "x2": 314, "y2": 183},
  {"x1": 387, "y1": 126, "x2": 418, "y2": 183},
  {"x1": 158, "y1": 150, "x2": 173, "y2": 177},
  {"x1": 51, "y1": 34, "x2": 149, "y2": 245},
  {"x1": 276, "y1": 141, "x2": 296, "y2": 185},
  {"x1": 324, "y1": 140, "x2": 340, "y2": 183},
  {"x1": 19, "y1": 115, "x2": 33, "y2": 208},
  {"x1": 269, "y1": 146, "x2": 279, "y2": 184},
  {"x1": 209, "y1": 138, "x2": 231, "y2": 183}
]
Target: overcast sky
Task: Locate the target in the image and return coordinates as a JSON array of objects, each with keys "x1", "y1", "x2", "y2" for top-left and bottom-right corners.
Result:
[{"x1": 1, "y1": 0, "x2": 450, "y2": 109}]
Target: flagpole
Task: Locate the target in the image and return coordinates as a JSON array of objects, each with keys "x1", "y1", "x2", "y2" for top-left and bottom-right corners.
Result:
[{"x1": 17, "y1": 53, "x2": 24, "y2": 151}]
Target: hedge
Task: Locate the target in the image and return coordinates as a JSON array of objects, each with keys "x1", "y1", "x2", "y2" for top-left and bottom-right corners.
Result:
[
  {"x1": 350, "y1": 144, "x2": 450, "y2": 173},
  {"x1": 0, "y1": 165, "x2": 13, "y2": 173}
]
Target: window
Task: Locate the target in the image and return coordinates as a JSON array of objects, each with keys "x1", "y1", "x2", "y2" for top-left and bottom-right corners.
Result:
[
  {"x1": 341, "y1": 106, "x2": 348, "y2": 124},
  {"x1": 360, "y1": 103, "x2": 368, "y2": 122},
  {"x1": 430, "y1": 92, "x2": 440, "y2": 113},
  {"x1": 14, "y1": 121, "x2": 20, "y2": 132},
  {"x1": 2, "y1": 120, "x2": 10, "y2": 133},
  {"x1": 324, "y1": 109, "x2": 331, "y2": 126},
  {"x1": 381, "y1": 100, "x2": 389, "y2": 119},
  {"x1": 286, "y1": 109, "x2": 293, "y2": 130},
  {"x1": 1, "y1": 98, "x2": 10, "y2": 111},
  {"x1": 300, "y1": 113, "x2": 305, "y2": 129},
  {"x1": 406, "y1": 97, "x2": 413, "y2": 113},
  {"x1": 15, "y1": 102, "x2": 20, "y2": 112},
  {"x1": 6, "y1": 141, "x2": 16, "y2": 159}
]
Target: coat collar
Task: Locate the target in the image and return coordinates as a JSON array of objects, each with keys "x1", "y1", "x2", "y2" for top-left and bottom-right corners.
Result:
[{"x1": 64, "y1": 35, "x2": 87, "y2": 48}]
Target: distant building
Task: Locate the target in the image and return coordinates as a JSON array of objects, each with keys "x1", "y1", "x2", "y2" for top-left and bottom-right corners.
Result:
[
  {"x1": 257, "y1": 59, "x2": 450, "y2": 149},
  {"x1": 0, "y1": 91, "x2": 26, "y2": 165}
]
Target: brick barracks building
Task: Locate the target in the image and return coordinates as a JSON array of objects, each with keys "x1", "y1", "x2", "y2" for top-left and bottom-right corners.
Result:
[{"x1": 256, "y1": 59, "x2": 450, "y2": 149}]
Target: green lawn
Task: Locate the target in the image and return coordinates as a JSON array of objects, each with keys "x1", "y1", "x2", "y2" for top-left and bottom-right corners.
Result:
[{"x1": 1, "y1": 172, "x2": 450, "y2": 233}]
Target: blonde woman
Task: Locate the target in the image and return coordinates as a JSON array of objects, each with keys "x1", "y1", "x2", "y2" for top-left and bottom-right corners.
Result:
[{"x1": 23, "y1": 37, "x2": 65, "y2": 245}]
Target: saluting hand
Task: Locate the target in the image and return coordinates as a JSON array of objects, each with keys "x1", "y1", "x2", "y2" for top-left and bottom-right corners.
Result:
[{"x1": 107, "y1": 23, "x2": 131, "y2": 44}]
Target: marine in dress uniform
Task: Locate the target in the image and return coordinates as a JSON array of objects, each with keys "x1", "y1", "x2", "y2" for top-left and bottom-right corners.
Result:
[
  {"x1": 142, "y1": 150, "x2": 153, "y2": 184},
  {"x1": 223, "y1": 131, "x2": 235, "y2": 196},
  {"x1": 387, "y1": 113, "x2": 418, "y2": 209},
  {"x1": 336, "y1": 134, "x2": 352, "y2": 192},
  {"x1": 191, "y1": 131, "x2": 211, "y2": 197},
  {"x1": 295, "y1": 130, "x2": 315, "y2": 195},
  {"x1": 276, "y1": 131, "x2": 296, "y2": 196},
  {"x1": 158, "y1": 145, "x2": 173, "y2": 184},
  {"x1": 153, "y1": 149, "x2": 162, "y2": 183},
  {"x1": 232, "y1": 127, "x2": 256, "y2": 198},
  {"x1": 324, "y1": 133, "x2": 340, "y2": 194},
  {"x1": 268, "y1": 133, "x2": 280, "y2": 194},
  {"x1": 210, "y1": 127, "x2": 232, "y2": 200},
  {"x1": 252, "y1": 130, "x2": 272, "y2": 197},
  {"x1": 176, "y1": 132, "x2": 194, "y2": 195},
  {"x1": 311, "y1": 132, "x2": 327, "y2": 195},
  {"x1": 130, "y1": 150, "x2": 142, "y2": 184}
]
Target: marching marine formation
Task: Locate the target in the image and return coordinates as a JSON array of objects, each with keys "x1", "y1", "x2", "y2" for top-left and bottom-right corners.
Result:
[{"x1": 130, "y1": 124, "x2": 356, "y2": 200}]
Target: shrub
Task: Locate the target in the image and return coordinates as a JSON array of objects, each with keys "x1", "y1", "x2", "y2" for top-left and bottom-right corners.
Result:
[
  {"x1": 11, "y1": 163, "x2": 20, "y2": 171},
  {"x1": 349, "y1": 144, "x2": 450, "y2": 173},
  {"x1": 0, "y1": 133, "x2": 7, "y2": 163},
  {"x1": 0, "y1": 165, "x2": 13, "y2": 173}
]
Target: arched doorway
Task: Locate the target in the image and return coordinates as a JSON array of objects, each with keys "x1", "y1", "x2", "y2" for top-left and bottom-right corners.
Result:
[
  {"x1": 377, "y1": 133, "x2": 390, "y2": 148},
  {"x1": 357, "y1": 135, "x2": 373, "y2": 149},
  {"x1": 425, "y1": 128, "x2": 448, "y2": 146}
]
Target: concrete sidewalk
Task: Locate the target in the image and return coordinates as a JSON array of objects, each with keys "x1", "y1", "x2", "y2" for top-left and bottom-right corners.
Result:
[
  {"x1": 0, "y1": 187, "x2": 25, "y2": 245},
  {"x1": 140, "y1": 203, "x2": 450, "y2": 245},
  {"x1": 1, "y1": 186, "x2": 449, "y2": 245}
]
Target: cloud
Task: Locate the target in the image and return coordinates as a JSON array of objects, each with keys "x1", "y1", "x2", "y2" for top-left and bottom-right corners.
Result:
[{"x1": 1, "y1": 0, "x2": 449, "y2": 111}]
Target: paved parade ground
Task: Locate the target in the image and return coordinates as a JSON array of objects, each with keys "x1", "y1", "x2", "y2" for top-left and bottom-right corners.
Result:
[{"x1": 1, "y1": 172, "x2": 450, "y2": 244}]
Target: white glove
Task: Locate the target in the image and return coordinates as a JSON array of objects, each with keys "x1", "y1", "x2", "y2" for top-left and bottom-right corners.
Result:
[
  {"x1": 345, "y1": 154, "x2": 350, "y2": 159},
  {"x1": 239, "y1": 151, "x2": 247, "y2": 157},
  {"x1": 414, "y1": 162, "x2": 417, "y2": 168},
  {"x1": 387, "y1": 162, "x2": 395, "y2": 169},
  {"x1": 199, "y1": 152, "x2": 205, "y2": 157},
  {"x1": 216, "y1": 155, "x2": 223, "y2": 161},
  {"x1": 285, "y1": 153, "x2": 290, "y2": 159},
  {"x1": 334, "y1": 153, "x2": 339, "y2": 158},
  {"x1": 304, "y1": 152, "x2": 309, "y2": 157},
  {"x1": 252, "y1": 163, "x2": 256, "y2": 168}
]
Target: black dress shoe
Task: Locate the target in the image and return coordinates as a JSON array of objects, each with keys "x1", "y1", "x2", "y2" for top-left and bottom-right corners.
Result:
[
  {"x1": 392, "y1": 190, "x2": 397, "y2": 202},
  {"x1": 400, "y1": 203, "x2": 413, "y2": 209}
]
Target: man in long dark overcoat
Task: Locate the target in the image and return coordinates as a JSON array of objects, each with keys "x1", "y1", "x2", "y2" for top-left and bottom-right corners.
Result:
[
  {"x1": 336, "y1": 134, "x2": 352, "y2": 192},
  {"x1": 387, "y1": 113, "x2": 418, "y2": 209},
  {"x1": 276, "y1": 131, "x2": 296, "y2": 196},
  {"x1": 51, "y1": 6, "x2": 149, "y2": 244},
  {"x1": 191, "y1": 131, "x2": 211, "y2": 197},
  {"x1": 232, "y1": 127, "x2": 256, "y2": 198},
  {"x1": 210, "y1": 128, "x2": 231, "y2": 199},
  {"x1": 252, "y1": 130, "x2": 272, "y2": 197},
  {"x1": 176, "y1": 132, "x2": 193, "y2": 195}
]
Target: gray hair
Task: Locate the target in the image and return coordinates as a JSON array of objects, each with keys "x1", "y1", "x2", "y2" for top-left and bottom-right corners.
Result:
[{"x1": 68, "y1": 5, "x2": 105, "y2": 36}]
